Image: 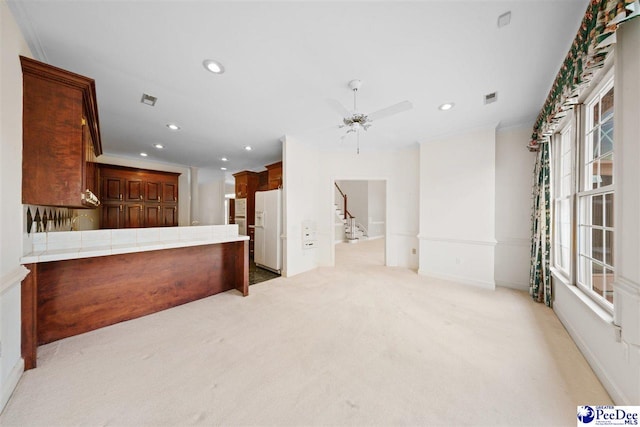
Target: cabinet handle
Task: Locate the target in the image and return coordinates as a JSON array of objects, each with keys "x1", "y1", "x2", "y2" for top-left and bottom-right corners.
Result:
[
  {"x1": 158, "y1": 196, "x2": 161, "y2": 202},
  {"x1": 140, "y1": 206, "x2": 143, "y2": 211},
  {"x1": 119, "y1": 205, "x2": 123, "y2": 212},
  {"x1": 119, "y1": 194, "x2": 123, "y2": 200},
  {"x1": 140, "y1": 195, "x2": 143, "y2": 200},
  {"x1": 157, "y1": 206, "x2": 160, "y2": 211}
]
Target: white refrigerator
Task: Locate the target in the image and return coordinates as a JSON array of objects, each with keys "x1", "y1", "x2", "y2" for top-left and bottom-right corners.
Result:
[{"x1": 254, "y1": 189, "x2": 282, "y2": 274}]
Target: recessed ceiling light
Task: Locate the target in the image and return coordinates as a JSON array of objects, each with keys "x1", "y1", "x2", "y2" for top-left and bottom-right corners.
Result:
[
  {"x1": 154, "y1": 144, "x2": 164, "y2": 149},
  {"x1": 244, "y1": 146, "x2": 252, "y2": 151},
  {"x1": 221, "y1": 157, "x2": 228, "y2": 162},
  {"x1": 439, "y1": 103, "x2": 455, "y2": 111},
  {"x1": 166, "y1": 123, "x2": 180, "y2": 131},
  {"x1": 140, "y1": 152, "x2": 148, "y2": 157},
  {"x1": 221, "y1": 167, "x2": 227, "y2": 171},
  {"x1": 203, "y1": 59, "x2": 225, "y2": 74}
]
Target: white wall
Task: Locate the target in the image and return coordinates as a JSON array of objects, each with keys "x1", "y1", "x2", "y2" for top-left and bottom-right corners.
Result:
[
  {"x1": 283, "y1": 135, "x2": 419, "y2": 276},
  {"x1": 0, "y1": 0, "x2": 31, "y2": 411},
  {"x1": 368, "y1": 180, "x2": 386, "y2": 238},
  {"x1": 282, "y1": 136, "x2": 321, "y2": 277},
  {"x1": 553, "y1": 18, "x2": 640, "y2": 405},
  {"x1": 96, "y1": 154, "x2": 191, "y2": 226},
  {"x1": 198, "y1": 180, "x2": 225, "y2": 225},
  {"x1": 418, "y1": 127, "x2": 497, "y2": 289},
  {"x1": 495, "y1": 126, "x2": 536, "y2": 290}
]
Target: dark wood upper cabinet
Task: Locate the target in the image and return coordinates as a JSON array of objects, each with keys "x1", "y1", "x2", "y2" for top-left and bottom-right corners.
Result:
[
  {"x1": 98, "y1": 164, "x2": 179, "y2": 229},
  {"x1": 266, "y1": 161, "x2": 282, "y2": 190},
  {"x1": 20, "y1": 56, "x2": 102, "y2": 208}
]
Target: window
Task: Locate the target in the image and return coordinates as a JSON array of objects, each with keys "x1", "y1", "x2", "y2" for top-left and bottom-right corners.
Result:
[
  {"x1": 577, "y1": 77, "x2": 615, "y2": 307},
  {"x1": 551, "y1": 72, "x2": 615, "y2": 310},
  {"x1": 553, "y1": 126, "x2": 573, "y2": 277}
]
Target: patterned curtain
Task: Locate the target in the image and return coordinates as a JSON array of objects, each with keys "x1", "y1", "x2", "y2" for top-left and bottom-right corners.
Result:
[
  {"x1": 528, "y1": 0, "x2": 638, "y2": 151},
  {"x1": 527, "y1": 0, "x2": 638, "y2": 305},
  {"x1": 530, "y1": 143, "x2": 551, "y2": 306}
]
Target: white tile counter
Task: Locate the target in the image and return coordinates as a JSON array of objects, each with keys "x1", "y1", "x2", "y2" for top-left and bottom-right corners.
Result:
[{"x1": 22, "y1": 225, "x2": 248, "y2": 264}]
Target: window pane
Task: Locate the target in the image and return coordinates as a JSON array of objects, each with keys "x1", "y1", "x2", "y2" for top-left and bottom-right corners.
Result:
[
  {"x1": 592, "y1": 195, "x2": 603, "y2": 226},
  {"x1": 593, "y1": 101, "x2": 600, "y2": 125},
  {"x1": 593, "y1": 127, "x2": 601, "y2": 159},
  {"x1": 605, "y1": 230, "x2": 614, "y2": 266},
  {"x1": 601, "y1": 120, "x2": 614, "y2": 154},
  {"x1": 605, "y1": 193, "x2": 614, "y2": 227},
  {"x1": 592, "y1": 262, "x2": 604, "y2": 298},
  {"x1": 580, "y1": 256, "x2": 592, "y2": 289},
  {"x1": 601, "y1": 157, "x2": 613, "y2": 186},
  {"x1": 604, "y1": 269, "x2": 614, "y2": 304},
  {"x1": 602, "y1": 87, "x2": 614, "y2": 121},
  {"x1": 592, "y1": 228, "x2": 604, "y2": 262}
]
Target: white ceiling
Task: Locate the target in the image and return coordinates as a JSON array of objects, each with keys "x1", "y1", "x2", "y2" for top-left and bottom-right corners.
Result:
[{"x1": 9, "y1": 0, "x2": 587, "y2": 176}]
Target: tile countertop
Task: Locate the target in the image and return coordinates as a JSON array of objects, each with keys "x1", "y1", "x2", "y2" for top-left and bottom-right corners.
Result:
[{"x1": 22, "y1": 225, "x2": 248, "y2": 264}]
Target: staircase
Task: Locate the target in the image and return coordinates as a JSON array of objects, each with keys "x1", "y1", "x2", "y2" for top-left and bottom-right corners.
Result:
[{"x1": 334, "y1": 204, "x2": 367, "y2": 243}]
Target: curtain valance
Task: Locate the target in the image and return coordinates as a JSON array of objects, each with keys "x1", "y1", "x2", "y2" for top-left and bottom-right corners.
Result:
[{"x1": 528, "y1": 0, "x2": 638, "y2": 151}]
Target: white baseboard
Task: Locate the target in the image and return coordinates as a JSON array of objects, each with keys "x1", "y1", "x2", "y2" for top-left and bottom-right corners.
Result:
[
  {"x1": 0, "y1": 358, "x2": 24, "y2": 414},
  {"x1": 418, "y1": 270, "x2": 495, "y2": 290},
  {"x1": 495, "y1": 280, "x2": 528, "y2": 291},
  {"x1": 554, "y1": 299, "x2": 629, "y2": 405}
]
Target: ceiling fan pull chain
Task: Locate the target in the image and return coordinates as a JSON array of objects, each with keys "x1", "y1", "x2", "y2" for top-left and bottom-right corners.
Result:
[{"x1": 357, "y1": 130, "x2": 360, "y2": 154}]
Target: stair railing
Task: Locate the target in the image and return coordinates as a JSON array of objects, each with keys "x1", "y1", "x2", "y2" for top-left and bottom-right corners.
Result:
[{"x1": 334, "y1": 182, "x2": 354, "y2": 220}]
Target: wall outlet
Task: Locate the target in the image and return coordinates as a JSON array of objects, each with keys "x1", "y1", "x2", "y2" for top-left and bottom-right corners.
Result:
[
  {"x1": 455, "y1": 258, "x2": 461, "y2": 265},
  {"x1": 411, "y1": 248, "x2": 416, "y2": 255}
]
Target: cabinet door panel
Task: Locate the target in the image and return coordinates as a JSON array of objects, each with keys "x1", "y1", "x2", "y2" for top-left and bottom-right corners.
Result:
[
  {"x1": 102, "y1": 178, "x2": 123, "y2": 201},
  {"x1": 145, "y1": 205, "x2": 162, "y2": 227},
  {"x1": 126, "y1": 180, "x2": 144, "y2": 202},
  {"x1": 101, "y1": 204, "x2": 124, "y2": 229},
  {"x1": 162, "y1": 182, "x2": 178, "y2": 203},
  {"x1": 125, "y1": 204, "x2": 144, "y2": 228},
  {"x1": 146, "y1": 181, "x2": 161, "y2": 202},
  {"x1": 162, "y1": 206, "x2": 178, "y2": 226}
]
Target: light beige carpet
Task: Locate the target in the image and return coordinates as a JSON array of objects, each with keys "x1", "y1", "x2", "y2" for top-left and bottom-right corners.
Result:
[{"x1": 1, "y1": 239, "x2": 611, "y2": 426}]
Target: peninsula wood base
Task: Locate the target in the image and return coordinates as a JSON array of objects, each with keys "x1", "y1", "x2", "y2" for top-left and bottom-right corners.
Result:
[{"x1": 22, "y1": 240, "x2": 248, "y2": 370}]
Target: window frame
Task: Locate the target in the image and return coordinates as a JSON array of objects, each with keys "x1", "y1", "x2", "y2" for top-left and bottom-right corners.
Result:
[{"x1": 575, "y1": 72, "x2": 615, "y2": 312}]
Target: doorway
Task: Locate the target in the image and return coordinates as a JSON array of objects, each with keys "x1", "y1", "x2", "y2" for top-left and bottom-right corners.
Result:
[{"x1": 332, "y1": 179, "x2": 387, "y2": 267}]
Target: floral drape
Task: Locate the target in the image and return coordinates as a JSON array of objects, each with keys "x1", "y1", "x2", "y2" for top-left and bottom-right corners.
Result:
[
  {"x1": 528, "y1": 0, "x2": 638, "y2": 305},
  {"x1": 528, "y1": 0, "x2": 638, "y2": 151},
  {"x1": 530, "y1": 143, "x2": 551, "y2": 306}
]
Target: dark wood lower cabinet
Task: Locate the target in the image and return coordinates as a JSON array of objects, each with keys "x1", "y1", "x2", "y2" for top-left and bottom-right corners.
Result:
[
  {"x1": 21, "y1": 240, "x2": 249, "y2": 370},
  {"x1": 101, "y1": 204, "x2": 124, "y2": 229}
]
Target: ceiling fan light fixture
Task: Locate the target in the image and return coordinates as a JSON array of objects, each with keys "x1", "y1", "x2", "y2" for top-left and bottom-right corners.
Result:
[
  {"x1": 203, "y1": 59, "x2": 225, "y2": 74},
  {"x1": 439, "y1": 102, "x2": 455, "y2": 111},
  {"x1": 244, "y1": 146, "x2": 252, "y2": 151},
  {"x1": 221, "y1": 157, "x2": 228, "y2": 162},
  {"x1": 166, "y1": 123, "x2": 180, "y2": 131},
  {"x1": 153, "y1": 143, "x2": 164, "y2": 149}
]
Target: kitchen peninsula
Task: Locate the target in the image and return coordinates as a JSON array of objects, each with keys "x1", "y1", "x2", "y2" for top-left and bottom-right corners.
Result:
[{"x1": 21, "y1": 225, "x2": 248, "y2": 370}]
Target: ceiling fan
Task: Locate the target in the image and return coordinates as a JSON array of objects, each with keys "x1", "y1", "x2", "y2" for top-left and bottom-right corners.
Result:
[{"x1": 327, "y1": 79, "x2": 412, "y2": 153}]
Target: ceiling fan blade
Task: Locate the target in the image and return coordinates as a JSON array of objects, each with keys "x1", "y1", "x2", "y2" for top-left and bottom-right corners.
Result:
[
  {"x1": 367, "y1": 101, "x2": 413, "y2": 122},
  {"x1": 326, "y1": 98, "x2": 351, "y2": 118}
]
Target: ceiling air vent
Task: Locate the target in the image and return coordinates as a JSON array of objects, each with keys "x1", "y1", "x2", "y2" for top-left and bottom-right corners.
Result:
[
  {"x1": 484, "y1": 92, "x2": 498, "y2": 105},
  {"x1": 141, "y1": 93, "x2": 157, "y2": 106}
]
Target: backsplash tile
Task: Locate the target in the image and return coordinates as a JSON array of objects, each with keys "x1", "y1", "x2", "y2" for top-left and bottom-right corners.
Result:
[{"x1": 25, "y1": 205, "x2": 73, "y2": 234}]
